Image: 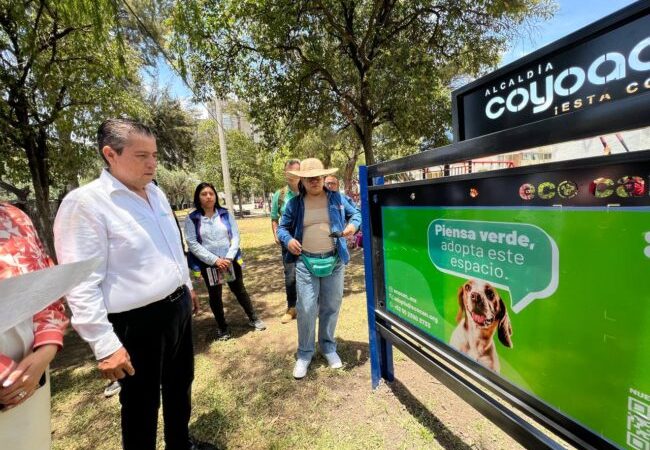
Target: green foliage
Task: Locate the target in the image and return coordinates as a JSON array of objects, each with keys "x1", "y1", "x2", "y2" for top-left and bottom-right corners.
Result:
[
  {"x1": 224, "y1": 129, "x2": 259, "y2": 200},
  {"x1": 0, "y1": 0, "x2": 151, "y2": 252},
  {"x1": 194, "y1": 118, "x2": 224, "y2": 188},
  {"x1": 142, "y1": 88, "x2": 197, "y2": 169},
  {"x1": 171, "y1": 0, "x2": 555, "y2": 164},
  {"x1": 155, "y1": 165, "x2": 199, "y2": 209},
  {"x1": 193, "y1": 119, "x2": 280, "y2": 210}
]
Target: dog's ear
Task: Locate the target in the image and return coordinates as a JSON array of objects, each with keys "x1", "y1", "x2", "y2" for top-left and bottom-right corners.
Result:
[
  {"x1": 456, "y1": 284, "x2": 466, "y2": 324},
  {"x1": 497, "y1": 298, "x2": 513, "y2": 348}
]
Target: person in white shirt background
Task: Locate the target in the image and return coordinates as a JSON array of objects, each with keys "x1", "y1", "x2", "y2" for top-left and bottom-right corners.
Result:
[{"x1": 54, "y1": 119, "x2": 214, "y2": 450}]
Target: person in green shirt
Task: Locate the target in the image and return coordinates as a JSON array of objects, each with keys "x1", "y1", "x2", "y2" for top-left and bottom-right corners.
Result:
[{"x1": 271, "y1": 159, "x2": 301, "y2": 323}]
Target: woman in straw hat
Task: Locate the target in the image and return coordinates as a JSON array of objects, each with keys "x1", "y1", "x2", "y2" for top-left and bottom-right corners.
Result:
[{"x1": 277, "y1": 158, "x2": 361, "y2": 379}]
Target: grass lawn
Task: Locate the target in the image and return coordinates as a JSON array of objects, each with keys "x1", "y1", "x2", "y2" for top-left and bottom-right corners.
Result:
[{"x1": 50, "y1": 217, "x2": 524, "y2": 450}]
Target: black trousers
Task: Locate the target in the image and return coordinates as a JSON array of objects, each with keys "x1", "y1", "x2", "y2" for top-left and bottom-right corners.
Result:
[
  {"x1": 281, "y1": 247, "x2": 297, "y2": 309},
  {"x1": 200, "y1": 260, "x2": 256, "y2": 330},
  {"x1": 108, "y1": 287, "x2": 194, "y2": 450}
]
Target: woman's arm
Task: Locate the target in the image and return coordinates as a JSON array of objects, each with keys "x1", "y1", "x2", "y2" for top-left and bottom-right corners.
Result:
[
  {"x1": 0, "y1": 204, "x2": 69, "y2": 408},
  {"x1": 277, "y1": 198, "x2": 302, "y2": 255},
  {"x1": 341, "y1": 195, "x2": 361, "y2": 235},
  {"x1": 225, "y1": 212, "x2": 240, "y2": 260},
  {"x1": 277, "y1": 199, "x2": 295, "y2": 247}
]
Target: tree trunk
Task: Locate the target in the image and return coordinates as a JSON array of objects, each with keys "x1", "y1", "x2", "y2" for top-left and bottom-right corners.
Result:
[
  {"x1": 322, "y1": 152, "x2": 332, "y2": 169},
  {"x1": 25, "y1": 129, "x2": 56, "y2": 258},
  {"x1": 343, "y1": 155, "x2": 358, "y2": 194},
  {"x1": 360, "y1": 119, "x2": 374, "y2": 165},
  {"x1": 236, "y1": 187, "x2": 243, "y2": 213}
]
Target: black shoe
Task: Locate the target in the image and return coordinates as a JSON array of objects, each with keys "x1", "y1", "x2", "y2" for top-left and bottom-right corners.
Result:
[
  {"x1": 215, "y1": 328, "x2": 231, "y2": 341},
  {"x1": 189, "y1": 437, "x2": 218, "y2": 450}
]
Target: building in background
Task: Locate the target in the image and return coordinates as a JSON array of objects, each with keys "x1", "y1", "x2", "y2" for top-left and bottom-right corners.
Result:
[{"x1": 206, "y1": 99, "x2": 261, "y2": 142}]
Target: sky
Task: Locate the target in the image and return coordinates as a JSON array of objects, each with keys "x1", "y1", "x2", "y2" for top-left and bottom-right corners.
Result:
[
  {"x1": 148, "y1": 0, "x2": 640, "y2": 110},
  {"x1": 500, "y1": 0, "x2": 638, "y2": 66}
]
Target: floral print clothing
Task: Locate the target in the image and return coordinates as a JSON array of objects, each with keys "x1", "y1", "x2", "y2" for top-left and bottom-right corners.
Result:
[{"x1": 0, "y1": 204, "x2": 68, "y2": 379}]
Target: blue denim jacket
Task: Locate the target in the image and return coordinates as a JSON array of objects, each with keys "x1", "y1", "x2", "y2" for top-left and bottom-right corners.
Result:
[{"x1": 277, "y1": 189, "x2": 362, "y2": 264}]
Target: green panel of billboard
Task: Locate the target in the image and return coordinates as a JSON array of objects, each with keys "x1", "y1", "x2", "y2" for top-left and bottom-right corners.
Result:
[{"x1": 383, "y1": 206, "x2": 650, "y2": 449}]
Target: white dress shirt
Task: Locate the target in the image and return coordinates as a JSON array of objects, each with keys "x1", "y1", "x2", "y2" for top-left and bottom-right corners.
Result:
[{"x1": 54, "y1": 169, "x2": 191, "y2": 360}]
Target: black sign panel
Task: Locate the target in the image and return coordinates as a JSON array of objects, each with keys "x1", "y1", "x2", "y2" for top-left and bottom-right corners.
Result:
[{"x1": 453, "y1": 5, "x2": 650, "y2": 141}]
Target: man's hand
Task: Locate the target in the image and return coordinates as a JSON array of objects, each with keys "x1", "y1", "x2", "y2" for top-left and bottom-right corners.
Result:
[
  {"x1": 341, "y1": 224, "x2": 357, "y2": 237},
  {"x1": 190, "y1": 289, "x2": 200, "y2": 315},
  {"x1": 287, "y1": 239, "x2": 302, "y2": 256},
  {"x1": 0, "y1": 344, "x2": 58, "y2": 410},
  {"x1": 272, "y1": 221, "x2": 280, "y2": 245},
  {"x1": 98, "y1": 347, "x2": 135, "y2": 382}
]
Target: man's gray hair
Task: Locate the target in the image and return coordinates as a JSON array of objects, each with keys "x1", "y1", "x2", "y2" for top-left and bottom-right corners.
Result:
[
  {"x1": 285, "y1": 158, "x2": 301, "y2": 169},
  {"x1": 97, "y1": 118, "x2": 155, "y2": 165}
]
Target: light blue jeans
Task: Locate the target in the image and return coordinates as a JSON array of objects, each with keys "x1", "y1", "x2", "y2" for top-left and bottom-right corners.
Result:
[{"x1": 295, "y1": 258, "x2": 345, "y2": 361}]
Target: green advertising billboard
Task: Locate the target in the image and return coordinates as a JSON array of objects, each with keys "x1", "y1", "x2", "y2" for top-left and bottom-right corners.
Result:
[{"x1": 383, "y1": 206, "x2": 650, "y2": 449}]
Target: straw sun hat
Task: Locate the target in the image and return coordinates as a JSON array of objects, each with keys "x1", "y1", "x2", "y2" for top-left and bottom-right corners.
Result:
[{"x1": 287, "y1": 158, "x2": 338, "y2": 178}]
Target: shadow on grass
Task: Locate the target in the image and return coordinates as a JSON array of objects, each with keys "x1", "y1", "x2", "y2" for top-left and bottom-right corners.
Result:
[
  {"x1": 388, "y1": 378, "x2": 472, "y2": 450},
  {"x1": 51, "y1": 328, "x2": 95, "y2": 372},
  {"x1": 343, "y1": 250, "x2": 366, "y2": 296},
  {"x1": 240, "y1": 243, "x2": 287, "y2": 299},
  {"x1": 50, "y1": 363, "x2": 100, "y2": 401},
  {"x1": 188, "y1": 336, "x2": 373, "y2": 447},
  {"x1": 190, "y1": 408, "x2": 228, "y2": 450}
]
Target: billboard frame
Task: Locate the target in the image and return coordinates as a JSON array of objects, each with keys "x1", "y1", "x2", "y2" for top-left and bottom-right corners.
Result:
[{"x1": 360, "y1": 3, "x2": 650, "y2": 449}]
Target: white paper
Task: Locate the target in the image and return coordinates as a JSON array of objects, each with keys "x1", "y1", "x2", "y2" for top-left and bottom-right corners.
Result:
[{"x1": 0, "y1": 258, "x2": 102, "y2": 333}]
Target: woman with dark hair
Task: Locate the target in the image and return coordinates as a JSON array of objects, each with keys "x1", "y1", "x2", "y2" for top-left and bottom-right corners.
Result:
[{"x1": 185, "y1": 182, "x2": 265, "y2": 340}]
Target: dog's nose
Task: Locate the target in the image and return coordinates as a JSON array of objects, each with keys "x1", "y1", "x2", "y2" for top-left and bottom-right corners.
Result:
[{"x1": 471, "y1": 292, "x2": 483, "y2": 305}]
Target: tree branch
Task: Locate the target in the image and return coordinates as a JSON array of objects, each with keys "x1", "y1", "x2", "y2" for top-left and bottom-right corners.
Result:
[
  {"x1": 277, "y1": 43, "x2": 362, "y2": 112},
  {"x1": 0, "y1": 179, "x2": 30, "y2": 199}
]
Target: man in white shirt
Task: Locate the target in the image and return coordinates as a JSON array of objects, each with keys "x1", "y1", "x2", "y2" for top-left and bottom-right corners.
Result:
[{"x1": 54, "y1": 119, "x2": 213, "y2": 450}]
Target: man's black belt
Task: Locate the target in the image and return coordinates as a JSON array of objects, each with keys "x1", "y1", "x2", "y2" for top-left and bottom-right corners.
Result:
[
  {"x1": 163, "y1": 285, "x2": 186, "y2": 303},
  {"x1": 301, "y1": 250, "x2": 337, "y2": 258}
]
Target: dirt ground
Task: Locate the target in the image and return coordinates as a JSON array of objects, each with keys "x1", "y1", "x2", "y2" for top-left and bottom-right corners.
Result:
[{"x1": 50, "y1": 217, "x2": 531, "y2": 450}]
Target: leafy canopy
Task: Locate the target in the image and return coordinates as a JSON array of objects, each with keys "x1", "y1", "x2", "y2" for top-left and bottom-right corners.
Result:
[{"x1": 171, "y1": 0, "x2": 555, "y2": 164}]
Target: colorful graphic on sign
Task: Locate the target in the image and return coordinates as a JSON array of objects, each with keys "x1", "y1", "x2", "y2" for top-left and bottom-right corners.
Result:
[
  {"x1": 428, "y1": 219, "x2": 558, "y2": 312},
  {"x1": 383, "y1": 206, "x2": 650, "y2": 449}
]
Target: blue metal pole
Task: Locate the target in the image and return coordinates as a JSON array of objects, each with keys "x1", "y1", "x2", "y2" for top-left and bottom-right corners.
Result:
[{"x1": 359, "y1": 166, "x2": 393, "y2": 388}]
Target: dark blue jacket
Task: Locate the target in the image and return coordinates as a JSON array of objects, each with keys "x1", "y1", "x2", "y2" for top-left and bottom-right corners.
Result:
[{"x1": 277, "y1": 189, "x2": 361, "y2": 264}]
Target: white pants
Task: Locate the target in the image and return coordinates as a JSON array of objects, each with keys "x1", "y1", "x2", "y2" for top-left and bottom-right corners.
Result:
[
  {"x1": 0, "y1": 374, "x2": 51, "y2": 450},
  {"x1": 0, "y1": 318, "x2": 51, "y2": 449}
]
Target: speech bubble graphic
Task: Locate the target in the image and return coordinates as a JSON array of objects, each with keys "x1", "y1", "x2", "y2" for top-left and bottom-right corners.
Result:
[{"x1": 428, "y1": 219, "x2": 559, "y2": 313}]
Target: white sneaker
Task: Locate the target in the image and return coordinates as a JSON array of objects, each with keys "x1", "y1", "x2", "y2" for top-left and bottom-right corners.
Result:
[
  {"x1": 293, "y1": 359, "x2": 311, "y2": 379},
  {"x1": 104, "y1": 381, "x2": 121, "y2": 397},
  {"x1": 248, "y1": 318, "x2": 267, "y2": 331},
  {"x1": 323, "y1": 352, "x2": 343, "y2": 369}
]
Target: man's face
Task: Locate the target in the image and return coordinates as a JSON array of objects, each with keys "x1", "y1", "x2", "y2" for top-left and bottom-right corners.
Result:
[
  {"x1": 324, "y1": 176, "x2": 339, "y2": 191},
  {"x1": 103, "y1": 133, "x2": 157, "y2": 192},
  {"x1": 285, "y1": 163, "x2": 300, "y2": 190}
]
